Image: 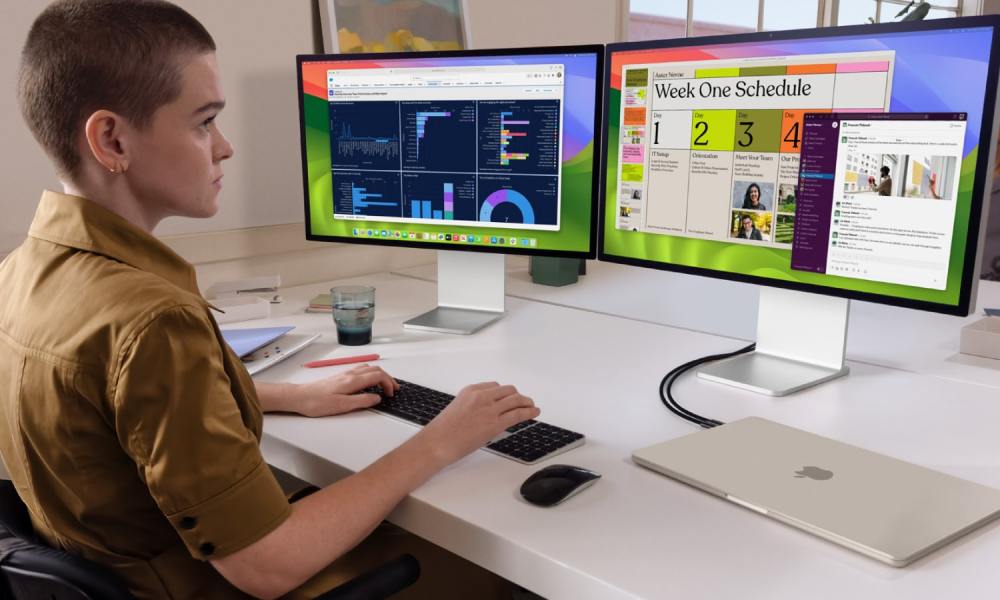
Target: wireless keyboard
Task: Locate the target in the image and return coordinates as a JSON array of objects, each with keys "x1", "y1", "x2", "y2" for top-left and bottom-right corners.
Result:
[{"x1": 367, "y1": 379, "x2": 585, "y2": 465}]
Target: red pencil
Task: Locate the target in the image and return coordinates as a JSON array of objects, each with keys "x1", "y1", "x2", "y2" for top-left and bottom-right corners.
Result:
[{"x1": 303, "y1": 353, "x2": 380, "y2": 368}]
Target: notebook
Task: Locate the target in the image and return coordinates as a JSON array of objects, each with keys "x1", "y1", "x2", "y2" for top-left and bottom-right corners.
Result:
[
  {"x1": 221, "y1": 326, "x2": 294, "y2": 358},
  {"x1": 221, "y1": 326, "x2": 320, "y2": 375},
  {"x1": 240, "y1": 332, "x2": 321, "y2": 375},
  {"x1": 632, "y1": 417, "x2": 1000, "y2": 567}
]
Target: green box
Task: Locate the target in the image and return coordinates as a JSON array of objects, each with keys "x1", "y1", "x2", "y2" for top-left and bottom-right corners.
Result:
[
  {"x1": 734, "y1": 109, "x2": 781, "y2": 153},
  {"x1": 739, "y1": 66, "x2": 786, "y2": 76},
  {"x1": 530, "y1": 257, "x2": 581, "y2": 287},
  {"x1": 690, "y1": 110, "x2": 736, "y2": 151},
  {"x1": 625, "y1": 68, "x2": 649, "y2": 88},
  {"x1": 621, "y1": 164, "x2": 644, "y2": 182},
  {"x1": 695, "y1": 67, "x2": 740, "y2": 78}
]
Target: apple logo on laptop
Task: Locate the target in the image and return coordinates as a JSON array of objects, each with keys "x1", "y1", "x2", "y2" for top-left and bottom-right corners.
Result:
[{"x1": 794, "y1": 466, "x2": 833, "y2": 480}]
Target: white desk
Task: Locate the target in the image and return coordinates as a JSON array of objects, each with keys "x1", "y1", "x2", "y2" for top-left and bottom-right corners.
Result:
[
  {"x1": 249, "y1": 272, "x2": 1000, "y2": 600},
  {"x1": 396, "y1": 260, "x2": 1000, "y2": 389}
]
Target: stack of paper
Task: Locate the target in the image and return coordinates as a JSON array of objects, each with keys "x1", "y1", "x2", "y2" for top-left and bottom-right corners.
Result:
[{"x1": 306, "y1": 293, "x2": 332, "y2": 313}]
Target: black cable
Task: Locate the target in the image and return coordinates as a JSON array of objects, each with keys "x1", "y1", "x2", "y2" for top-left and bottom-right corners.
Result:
[{"x1": 658, "y1": 342, "x2": 757, "y2": 429}]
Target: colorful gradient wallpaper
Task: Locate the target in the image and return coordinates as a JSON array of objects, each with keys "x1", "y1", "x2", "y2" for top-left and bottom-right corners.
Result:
[
  {"x1": 300, "y1": 52, "x2": 599, "y2": 255},
  {"x1": 603, "y1": 26, "x2": 995, "y2": 307}
]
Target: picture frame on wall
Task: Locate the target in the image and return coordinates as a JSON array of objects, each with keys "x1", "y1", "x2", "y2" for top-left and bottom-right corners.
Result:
[{"x1": 317, "y1": 0, "x2": 471, "y2": 53}]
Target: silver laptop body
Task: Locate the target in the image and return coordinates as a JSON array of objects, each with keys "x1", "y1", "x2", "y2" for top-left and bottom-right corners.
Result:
[{"x1": 632, "y1": 417, "x2": 1000, "y2": 566}]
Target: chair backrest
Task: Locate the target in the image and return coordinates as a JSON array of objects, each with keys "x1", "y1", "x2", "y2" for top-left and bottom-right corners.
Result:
[{"x1": 0, "y1": 479, "x2": 135, "y2": 600}]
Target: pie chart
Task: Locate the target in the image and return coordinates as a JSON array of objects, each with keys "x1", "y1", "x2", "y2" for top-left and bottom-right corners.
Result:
[{"x1": 479, "y1": 189, "x2": 536, "y2": 224}]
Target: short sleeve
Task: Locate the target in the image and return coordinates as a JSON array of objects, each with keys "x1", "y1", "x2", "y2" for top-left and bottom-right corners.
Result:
[{"x1": 112, "y1": 304, "x2": 291, "y2": 560}]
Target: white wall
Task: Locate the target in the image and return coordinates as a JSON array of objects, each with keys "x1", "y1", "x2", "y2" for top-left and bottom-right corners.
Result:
[
  {"x1": 0, "y1": 0, "x2": 62, "y2": 253},
  {"x1": 0, "y1": 1, "x2": 318, "y2": 246},
  {"x1": 157, "y1": 0, "x2": 317, "y2": 237},
  {"x1": 464, "y1": 0, "x2": 626, "y2": 47},
  {"x1": 0, "y1": 1, "x2": 434, "y2": 288}
]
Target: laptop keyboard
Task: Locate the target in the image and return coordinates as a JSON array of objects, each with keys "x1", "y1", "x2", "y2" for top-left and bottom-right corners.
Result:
[{"x1": 366, "y1": 379, "x2": 585, "y2": 465}]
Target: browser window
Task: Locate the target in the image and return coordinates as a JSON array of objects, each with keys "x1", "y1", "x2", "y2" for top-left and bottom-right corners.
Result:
[{"x1": 326, "y1": 64, "x2": 566, "y2": 231}]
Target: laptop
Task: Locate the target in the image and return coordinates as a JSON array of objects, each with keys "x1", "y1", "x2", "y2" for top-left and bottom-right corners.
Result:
[{"x1": 632, "y1": 417, "x2": 1000, "y2": 566}]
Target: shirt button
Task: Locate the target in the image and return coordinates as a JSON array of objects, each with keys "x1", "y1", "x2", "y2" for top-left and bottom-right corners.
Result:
[
  {"x1": 200, "y1": 542, "x2": 215, "y2": 556},
  {"x1": 179, "y1": 516, "x2": 197, "y2": 530}
]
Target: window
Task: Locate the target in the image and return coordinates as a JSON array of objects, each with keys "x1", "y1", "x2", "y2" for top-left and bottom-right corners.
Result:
[
  {"x1": 629, "y1": 0, "x2": 965, "y2": 42},
  {"x1": 836, "y1": 0, "x2": 961, "y2": 25},
  {"x1": 630, "y1": 0, "x2": 819, "y2": 41},
  {"x1": 629, "y1": 0, "x2": 688, "y2": 41}
]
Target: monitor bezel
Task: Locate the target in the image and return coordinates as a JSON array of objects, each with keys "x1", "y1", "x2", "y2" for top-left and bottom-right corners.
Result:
[
  {"x1": 598, "y1": 16, "x2": 1000, "y2": 317},
  {"x1": 296, "y1": 45, "x2": 605, "y2": 260}
]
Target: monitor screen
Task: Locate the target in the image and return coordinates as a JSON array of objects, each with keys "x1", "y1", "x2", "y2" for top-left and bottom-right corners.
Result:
[
  {"x1": 601, "y1": 18, "x2": 1000, "y2": 315},
  {"x1": 297, "y1": 47, "x2": 603, "y2": 258}
]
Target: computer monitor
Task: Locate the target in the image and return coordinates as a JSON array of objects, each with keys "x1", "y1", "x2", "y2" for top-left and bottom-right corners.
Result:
[
  {"x1": 600, "y1": 17, "x2": 1000, "y2": 395},
  {"x1": 297, "y1": 46, "x2": 603, "y2": 334}
]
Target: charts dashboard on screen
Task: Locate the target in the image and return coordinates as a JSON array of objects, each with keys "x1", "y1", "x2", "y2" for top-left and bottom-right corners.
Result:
[
  {"x1": 601, "y1": 18, "x2": 1000, "y2": 315},
  {"x1": 297, "y1": 47, "x2": 602, "y2": 258}
]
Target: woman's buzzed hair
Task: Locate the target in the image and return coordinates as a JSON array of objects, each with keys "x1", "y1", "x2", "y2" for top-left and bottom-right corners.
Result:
[{"x1": 18, "y1": 0, "x2": 215, "y2": 179}]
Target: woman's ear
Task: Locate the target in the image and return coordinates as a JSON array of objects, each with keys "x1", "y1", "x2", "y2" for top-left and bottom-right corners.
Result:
[{"x1": 83, "y1": 110, "x2": 130, "y2": 174}]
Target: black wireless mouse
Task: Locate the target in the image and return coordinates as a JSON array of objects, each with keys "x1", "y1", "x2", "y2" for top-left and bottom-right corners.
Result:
[{"x1": 519, "y1": 464, "x2": 601, "y2": 507}]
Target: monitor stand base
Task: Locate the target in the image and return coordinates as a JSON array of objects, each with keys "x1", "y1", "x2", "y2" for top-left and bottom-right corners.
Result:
[
  {"x1": 698, "y1": 287, "x2": 850, "y2": 396},
  {"x1": 403, "y1": 306, "x2": 503, "y2": 335},
  {"x1": 698, "y1": 352, "x2": 849, "y2": 397},
  {"x1": 403, "y1": 250, "x2": 505, "y2": 335}
]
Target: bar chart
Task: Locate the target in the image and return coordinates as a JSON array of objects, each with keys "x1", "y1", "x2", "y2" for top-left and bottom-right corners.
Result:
[
  {"x1": 329, "y1": 101, "x2": 401, "y2": 170},
  {"x1": 402, "y1": 101, "x2": 476, "y2": 172},
  {"x1": 500, "y1": 111, "x2": 530, "y2": 166},
  {"x1": 403, "y1": 172, "x2": 477, "y2": 222},
  {"x1": 410, "y1": 183, "x2": 454, "y2": 219},
  {"x1": 333, "y1": 170, "x2": 402, "y2": 218},
  {"x1": 415, "y1": 111, "x2": 451, "y2": 160},
  {"x1": 336, "y1": 124, "x2": 399, "y2": 162},
  {"x1": 478, "y1": 100, "x2": 560, "y2": 175}
]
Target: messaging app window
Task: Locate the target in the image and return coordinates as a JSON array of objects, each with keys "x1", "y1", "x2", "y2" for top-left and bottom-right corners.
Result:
[{"x1": 791, "y1": 112, "x2": 967, "y2": 290}]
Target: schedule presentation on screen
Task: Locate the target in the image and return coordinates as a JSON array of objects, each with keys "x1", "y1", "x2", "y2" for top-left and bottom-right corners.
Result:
[{"x1": 614, "y1": 51, "x2": 894, "y2": 246}]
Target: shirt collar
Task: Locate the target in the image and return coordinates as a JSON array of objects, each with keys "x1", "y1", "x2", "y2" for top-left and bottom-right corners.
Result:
[{"x1": 27, "y1": 190, "x2": 202, "y2": 296}]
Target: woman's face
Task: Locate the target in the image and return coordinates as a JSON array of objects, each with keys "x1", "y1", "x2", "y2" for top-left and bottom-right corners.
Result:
[
  {"x1": 124, "y1": 52, "x2": 234, "y2": 222},
  {"x1": 750, "y1": 186, "x2": 760, "y2": 204}
]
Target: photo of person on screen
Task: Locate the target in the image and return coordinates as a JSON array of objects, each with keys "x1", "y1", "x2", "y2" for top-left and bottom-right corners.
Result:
[
  {"x1": 742, "y1": 182, "x2": 766, "y2": 210},
  {"x1": 875, "y1": 166, "x2": 892, "y2": 196},
  {"x1": 737, "y1": 214, "x2": 763, "y2": 240},
  {"x1": 929, "y1": 172, "x2": 943, "y2": 199}
]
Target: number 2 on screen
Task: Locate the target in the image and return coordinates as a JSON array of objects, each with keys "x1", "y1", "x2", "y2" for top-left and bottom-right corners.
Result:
[{"x1": 693, "y1": 120, "x2": 708, "y2": 146}]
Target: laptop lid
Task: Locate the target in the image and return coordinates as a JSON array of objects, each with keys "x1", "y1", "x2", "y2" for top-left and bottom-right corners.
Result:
[{"x1": 632, "y1": 417, "x2": 1000, "y2": 566}]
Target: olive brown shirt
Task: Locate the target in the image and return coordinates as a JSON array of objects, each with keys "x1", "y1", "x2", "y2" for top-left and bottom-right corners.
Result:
[{"x1": 0, "y1": 191, "x2": 292, "y2": 599}]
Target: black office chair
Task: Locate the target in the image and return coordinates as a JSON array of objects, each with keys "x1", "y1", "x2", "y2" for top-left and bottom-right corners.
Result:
[{"x1": 0, "y1": 480, "x2": 419, "y2": 600}]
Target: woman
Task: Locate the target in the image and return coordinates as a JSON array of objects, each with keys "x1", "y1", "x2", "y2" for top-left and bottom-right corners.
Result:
[
  {"x1": 0, "y1": 1, "x2": 533, "y2": 598},
  {"x1": 742, "y1": 182, "x2": 766, "y2": 210}
]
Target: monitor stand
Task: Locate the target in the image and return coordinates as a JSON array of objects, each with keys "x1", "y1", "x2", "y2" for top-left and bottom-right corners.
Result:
[
  {"x1": 403, "y1": 250, "x2": 505, "y2": 335},
  {"x1": 697, "y1": 287, "x2": 850, "y2": 396}
]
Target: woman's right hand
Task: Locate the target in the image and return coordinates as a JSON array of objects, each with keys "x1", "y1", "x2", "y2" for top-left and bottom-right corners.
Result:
[{"x1": 417, "y1": 382, "x2": 540, "y2": 466}]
